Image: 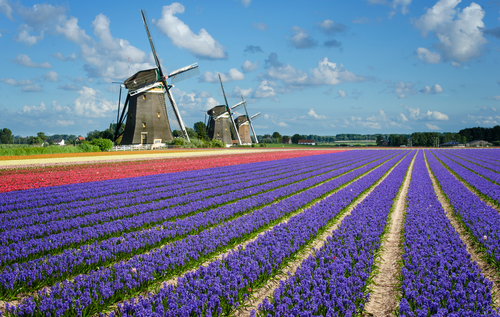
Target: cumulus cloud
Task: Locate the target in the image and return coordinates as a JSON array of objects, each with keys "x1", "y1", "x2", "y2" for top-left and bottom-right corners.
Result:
[
  {"x1": 366, "y1": 0, "x2": 413, "y2": 15},
  {"x1": 0, "y1": 0, "x2": 13, "y2": 20},
  {"x1": 241, "y1": 0, "x2": 252, "y2": 7},
  {"x1": 337, "y1": 90, "x2": 347, "y2": 98},
  {"x1": 44, "y1": 71, "x2": 59, "y2": 82},
  {"x1": 288, "y1": 26, "x2": 318, "y2": 49},
  {"x1": 485, "y1": 96, "x2": 500, "y2": 101},
  {"x1": 415, "y1": 47, "x2": 442, "y2": 64},
  {"x1": 420, "y1": 84, "x2": 444, "y2": 94},
  {"x1": 319, "y1": 20, "x2": 347, "y2": 34},
  {"x1": 413, "y1": 0, "x2": 487, "y2": 63},
  {"x1": 396, "y1": 113, "x2": 409, "y2": 121},
  {"x1": 53, "y1": 52, "x2": 77, "y2": 61},
  {"x1": 401, "y1": 104, "x2": 449, "y2": 121},
  {"x1": 426, "y1": 123, "x2": 441, "y2": 130},
  {"x1": 199, "y1": 68, "x2": 244, "y2": 83},
  {"x1": 390, "y1": 81, "x2": 417, "y2": 99},
  {"x1": 171, "y1": 88, "x2": 215, "y2": 110},
  {"x1": 451, "y1": 61, "x2": 462, "y2": 68},
  {"x1": 308, "y1": 108, "x2": 326, "y2": 119},
  {"x1": 252, "y1": 22, "x2": 268, "y2": 31},
  {"x1": 155, "y1": 3, "x2": 227, "y2": 59},
  {"x1": 73, "y1": 86, "x2": 115, "y2": 117},
  {"x1": 241, "y1": 60, "x2": 259, "y2": 73},
  {"x1": 278, "y1": 121, "x2": 288, "y2": 127},
  {"x1": 14, "y1": 25, "x2": 44, "y2": 46},
  {"x1": 0, "y1": 78, "x2": 42, "y2": 92},
  {"x1": 58, "y1": 83, "x2": 80, "y2": 91},
  {"x1": 244, "y1": 45, "x2": 264, "y2": 53},
  {"x1": 253, "y1": 80, "x2": 276, "y2": 99},
  {"x1": 14, "y1": 54, "x2": 51, "y2": 68},
  {"x1": 22, "y1": 102, "x2": 46, "y2": 113},
  {"x1": 228, "y1": 86, "x2": 253, "y2": 98},
  {"x1": 265, "y1": 53, "x2": 365, "y2": 90}
]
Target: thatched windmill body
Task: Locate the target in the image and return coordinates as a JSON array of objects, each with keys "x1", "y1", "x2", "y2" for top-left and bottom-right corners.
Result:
[
  {"x1": 114, "y1": 10, "x2": 199, "y2": 145},
  {"x1": 206, "y1": 74, "x2": 244, "y2": 146}
]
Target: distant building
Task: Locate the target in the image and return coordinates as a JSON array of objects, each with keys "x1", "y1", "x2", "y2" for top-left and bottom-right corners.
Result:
[
  {"x1": 77, "y1": 136, "x2": 85, "y2": 142},
  {"x1": 298, "y1": 139, "x2": 316, "y2": 145},
  {"x1": 53, "y1": 139, "x2": 65, "y2": 146},
  {"x1": 440, "y1": 140, "x2": 464, "y2": 148},
  {"x1": 466, "y1": 140, "x2": 492, "y2": 147},
  {"x1": 283, "y1": 139, "x2": 292, "y2": 144}
]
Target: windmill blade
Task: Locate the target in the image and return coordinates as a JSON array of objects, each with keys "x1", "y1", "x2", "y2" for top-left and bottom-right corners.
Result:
[
  {"x1": 169, "y1": 63, "x2": 200, "y2": 85},
  {"x1": 218, "y1": 73, "x2": 229, "y2": 109},
  {"x1": 141, "y1": 10, "x2": 163, "y2": 77},
  {"x1": 230, "y1": 101, "x2": 245, "y2": 111},
  {"x1": 114, "y1": 94, "x2": 130, "y2": 142},
  {"x1": 164, "y1": 87, "x2": 190, "y2": 142},
  {"x1": 250, "y1": 112, "x2": 261, "y2": 120},
  {"x1": 217, "y1": 73, "x2": 241, "y2": 145}
]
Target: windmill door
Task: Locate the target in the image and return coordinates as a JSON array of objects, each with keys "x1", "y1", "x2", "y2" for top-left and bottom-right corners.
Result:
[{"x1": 141, "y1": 132, "x2": 148, "y2": 145}]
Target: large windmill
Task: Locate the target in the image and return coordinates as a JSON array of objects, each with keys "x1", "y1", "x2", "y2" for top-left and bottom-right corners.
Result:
[
  {"x1": 234, "y1": 96, "x2": 260, "y2": 144},
  {"x1": 206, "y1": 74, "x2": 244, "y2": 146},
  {"x1": 114, "y1": 10, "x2": 198, "y2": 145}
]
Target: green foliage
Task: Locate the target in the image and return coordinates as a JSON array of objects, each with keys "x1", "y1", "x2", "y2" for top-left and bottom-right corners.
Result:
[
  {"x1": 90, "y1": 138, "x2": 113, "y2": 151},
  {"x1": 209, "y1": 139, "x2": 225, "y2": 148},
  {"x1": 291, "y1": 134, "x2": 301, "y2": 144},
  {"x1": 0, "y1": 128, "x2": 14, "y2": 144},
  {"x1": 0, "y1": 145, "x2": 88, "y2": 156},
  {"x1": 259, "y1": 143, "x2": 267, "y2": 147},
  {"x1": 78, "y1": 142, "x2": 101, "y2": 152},
  {"x1": 193, "y1": 121, "x2": 208, "y2": 140}
]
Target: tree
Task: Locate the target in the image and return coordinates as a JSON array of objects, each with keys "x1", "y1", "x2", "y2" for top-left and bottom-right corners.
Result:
[
  {"x1": 376, "y1": 135, "x2": 384, "y2": 146},
  {"x1": 272, "y1": 132, "x2": 282, "y2": 143},
  {"x1": 291, "y1": 134, "x2": 301, "y2": 144},
  {"x1": 0, "y1": 128, "x2": 14, "y2": 144},
  {"x1": 193, "y1": 121, "x2": 208, "y2": 140},
  {"x1": 186, "y1": 128, "x2": 197, "y2": 139},
  {"x1": 37, "y1": 132, "x2": 47, "y2": 142},
  {"x1": 91, "y1": 138, "x2": 113, "y2": 151},
  {"x1": 282, "y1": 135, "x2": 290, "y2": 143}
]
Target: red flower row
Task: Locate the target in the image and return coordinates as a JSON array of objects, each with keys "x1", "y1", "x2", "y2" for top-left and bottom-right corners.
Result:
[{"x1": 0, "y1": 150, "x2": 344, "y2": 193}]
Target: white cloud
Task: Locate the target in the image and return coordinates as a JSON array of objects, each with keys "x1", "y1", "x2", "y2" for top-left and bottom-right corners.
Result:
[
  {"x1": 241, "y1": 60, "x2": 259, "y2": 73},
  {"x1": 420, "y1": 84, "x2": 444, "y2": 94},
  {"x1": 485, "y1": 96, "x2": 500, "y2": 101},
  {"x1": 319, "y1": 20, "x2": 347, "y2": 33},
  {"x1": 426, "y1": 123, "x2": 441, "y2": 130},
  {"x1": 391, "y1": 81, "x2": 416, "y2": 98},
  {"x1": 44, "y1": 71, "x2": 59, "y2": 82},
  {"x1": 199, "y1": 68, "x2": 245, "y2": 83},
  {"x1": 171, "y1": 88, "x2": 215, "y2": 110},
  {"x1": 73, "y1": 86, "x2": 115, "y2": 117},
  {"x1": 308, "y1": 108, "x2": 326, "y2": 119},
  {"x1": 425, "y1": 110, "x2": 448, "y2": 120},
  {"x1": 266, "y1": 55, "x2": 365, "y2": 89},
  {"x1": 397, "y1": 113, "x2": 409, "y2": 121},
  {"x1": 253, "y1": 80, "x2": 276, "y2": 99},
  {"x1": 288, "y1": 26, "x2": 317, "y2": 49},
  {"x1": 337, "y1": 90, "x2": 347, "y2": 98},
  {"x1": 450, "y1": 61, "x2": 462, "y2": 68},
  {"x1": 56, "y1": 120, "x2": 75, "y2": 126},
  {"x1": 0, "y1": 78, "x2": 42, "y2": 92},
  {"x1": 252, "y1": 22, "x2": 268, "y2": 31},
  {"x1": 229, "y1": 86, "x2": 253, "y2": 98},
  {"x1": 22, "y1": 102, "x2": 46, "y2": 113},
  {"x1": 14, "y1": 25, "x2": 44, "y2": 46},
  {"x1": 413, "y1": 0, "x2": 487, "y2": 63},
  {"x1": 14, "y1": 54, "x2": 51, "y2": 68},
  {"x1": 53, "y1": 52, "x2": 77, "y2": 61},
  {"x1": 58, "y1": 83, "x2": 80, "y2": 91},
  {"x1": 241, "y1": 0, "x2": 251, "y2": 7},
  {"x1": 278, "y1": 121, "x2": 289, "y2": 127},
  {"x1": 415, "y1": 47, "x2": 442, "y2": 64},
  {"x1": 155, "y1": 3, "x2": 227, "y2": 59},
  {"x1": 401, "y1": 105, "x2": 449, "y2": 121},
  {"x1": 205, "y1": 97, "x2": 219, "y2": 110},
  {"x1": 366, "y1": 0, "x2": 412, "y2": 15},
  {"x1": 0, "y1": 0, "x2": 13, "y2": 20}
]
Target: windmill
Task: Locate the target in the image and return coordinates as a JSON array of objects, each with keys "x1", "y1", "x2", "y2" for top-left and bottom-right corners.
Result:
[
  {"x1": 234, "y1": 95, "x2": 260, "y2": 144},
  {"x1": 114, "y1": 10, "x2": 199, "y2": 145},
  {"x1": 206, "y1": 74, "x2": 244, "y2": 146}
]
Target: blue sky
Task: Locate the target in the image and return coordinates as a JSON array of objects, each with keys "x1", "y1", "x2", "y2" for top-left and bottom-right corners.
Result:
[{"x1": 0, "y1": 0, "x2": 499, "y2": 137}]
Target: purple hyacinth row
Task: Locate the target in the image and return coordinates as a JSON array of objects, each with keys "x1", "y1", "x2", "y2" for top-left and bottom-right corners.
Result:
[
  {"x1": 0, "y1": 153, "x2": 389, "y2": 267},
  {"x1": 0, "y1": 152, "x2": 392, "y2": 296},
  {"x1": 438, "y1": 151, "x2": 500, "y2": 185},
  {"x1": 0, "y1": 152, "x2": 350, "y2": 213},
  {"x1": 427, "y1": 151, "x2": 500, "y2": 266},
  {"x1": 398, "y1": 151, "x2": 498, "y2": 316},
  {"x1": 2, "y1": 152, "x2": 367, "y2": 242},
  {"x1": 6, "y1": 152, "x2": 407, "y2": 316},
  {"x1": 0, "y1": 152, "x2": 348, "y2": 211},
  {"x1": 256, "y1": 150, "x2": 414, "y2": 317},
  {"x1": 451, "y1": 151, "x2": 500, "y2": 173},
  {"x1": 431, "y1": 151, "x2": 500, "y2": 205}
]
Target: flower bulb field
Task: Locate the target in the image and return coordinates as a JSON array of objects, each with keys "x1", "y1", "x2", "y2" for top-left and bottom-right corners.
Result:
[{"x1": 1, "y1": 148, "x2": 500, "y2": 316}]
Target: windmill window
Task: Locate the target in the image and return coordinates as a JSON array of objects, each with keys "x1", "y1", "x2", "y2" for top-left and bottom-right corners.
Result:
[
  {"x1": 157, "y1": 112, "x2": 161, "y2": 118},
  {"x1": 143, "y1": 122, "x2": 146, "y2": 128},
  {"x1": 225, "y1": 128, "x2": 227, "y2": 131},
  {"x1": 217, "y1": 133, "x2": 220, "y2": 137},
  {"x1": 217, "y1": 119, "x2": 220, "y2": 122},
  {"x1": 143, "y1": 95, "x2": 146, "y2": 100},
  {"x1": 129, "y1": 113, "x2": 133, "y2": 118}
]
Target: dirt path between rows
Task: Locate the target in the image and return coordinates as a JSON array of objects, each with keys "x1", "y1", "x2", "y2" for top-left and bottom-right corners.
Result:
[
  {"x1": 424, "y1": 150, "x2": 500, "y2": 309},
  {"x1": 232, "y1": 152, "x2": 412, "y2": 316},
  {"x1": 361, "y1": 151, "x2": 416, "y2": 316}
]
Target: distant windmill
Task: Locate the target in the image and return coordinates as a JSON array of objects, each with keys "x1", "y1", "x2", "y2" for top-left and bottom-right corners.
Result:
[
  {"x1": 206, "y1": 74, "x2": 244, "y2": 146},
  {"x1": 114, "y1": 10, "x2": 199, "y2": 145},
  {"x1": 235, "y1": 96, "x2": 260, "y2": 144}
]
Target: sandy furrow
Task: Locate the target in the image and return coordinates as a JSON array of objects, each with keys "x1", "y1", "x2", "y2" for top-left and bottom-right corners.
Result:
[
  {"x1": 361, "y1": 151, "x2": 416, "y2": 316},
  {"x1": 424, "y1": 151, "x2": 500, "y2": 308},
  {"x1": 231, "y1": 151, "x2": 412, "y2": 317}
]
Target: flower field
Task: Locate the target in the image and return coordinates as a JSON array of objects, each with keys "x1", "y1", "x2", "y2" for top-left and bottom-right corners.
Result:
[{"x1": 1, "y1": 149, "x2": 500, "y2": 316}]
